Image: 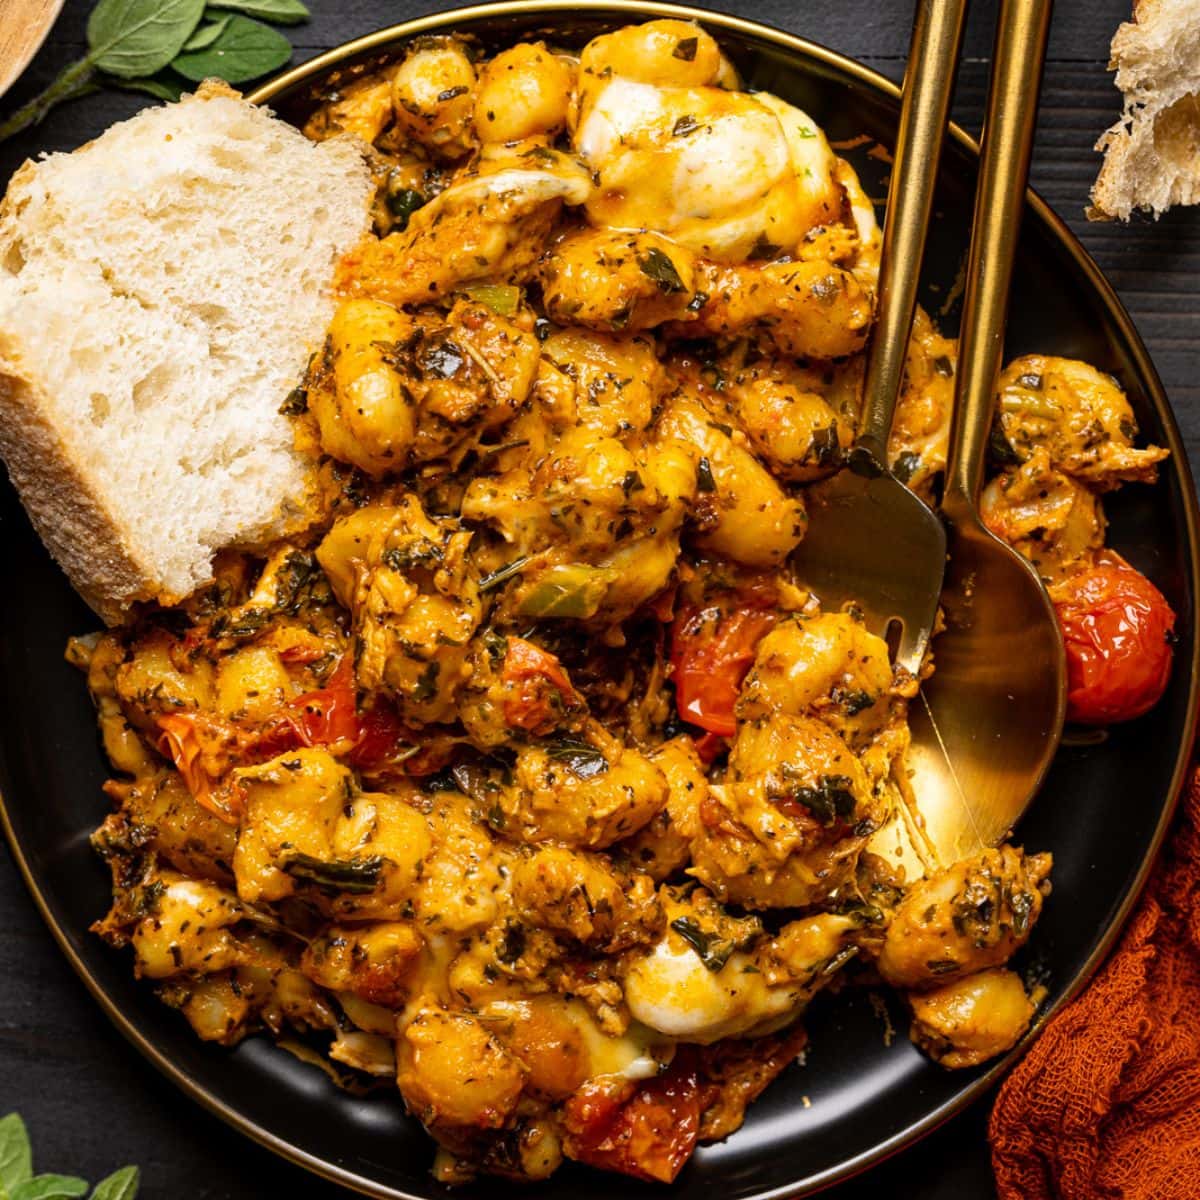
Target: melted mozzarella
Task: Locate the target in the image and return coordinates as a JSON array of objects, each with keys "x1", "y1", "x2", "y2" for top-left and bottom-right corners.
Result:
[
  {"x1": 623, "y1": 936, "x2": 800, "y2": 1044},
  {"x1": 574, "y1": 77, "x2": 840, "y2": 261}
]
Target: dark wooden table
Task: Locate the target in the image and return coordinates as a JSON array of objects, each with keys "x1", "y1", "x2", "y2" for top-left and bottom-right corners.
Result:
[{"x1": 1, "y1": 0, "x2": 1197, "y2": 1195}]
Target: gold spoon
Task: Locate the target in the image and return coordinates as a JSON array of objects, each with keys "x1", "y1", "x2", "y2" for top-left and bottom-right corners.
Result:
[
  {"x1": 791, "y1": 0, "x2": 966, "y2": 677},
  {"x1": 906, "y1": 0, "x2": 1067, "y2": 865}
]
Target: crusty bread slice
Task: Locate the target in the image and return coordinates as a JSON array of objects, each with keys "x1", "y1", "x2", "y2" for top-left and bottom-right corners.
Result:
[
  {"x1": 0, "y1": 82, "x2": 373, "y2": 623},
  {"x1": 1091, "y1": 0, "x2": 1200, "y2": 220}
]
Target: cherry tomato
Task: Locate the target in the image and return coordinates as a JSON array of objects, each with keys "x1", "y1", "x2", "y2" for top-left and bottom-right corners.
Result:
[
  {"x1": 287, "y1": 656, "x2": 360, "y2": 746},
  {"x1": 501, "y1": 636, "x2": 584, "y2": 734},
  {"x1": 1052, "y1": 552, "x2": 1176, "y2": 725},
  {"x1": 347, "y1": 699, "x2": 414, "y2": 771},
  {"x1": 563, "y1": 1054, "x2": 701, "y2": 1183},
  {"x1": 669, "y1": 599, "x2": 777, "y2": 737}
]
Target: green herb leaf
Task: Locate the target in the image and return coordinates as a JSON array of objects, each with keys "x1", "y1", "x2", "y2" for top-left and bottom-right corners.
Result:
[
  {"x1": 181, "y1": 15, "x2": 231, "y2": 50},
  {"x1": 637, "y1": 246, "x2": 686, "y2": 295},
  {"x1": 206, "y1": 0, "x2": 310, "y2": 24},
  {"x1": 673, "y1": 36, "x2": 698, "y2": 61},
  {"x1": 987, "y1": 419, "x2": 1023, "y2": 467},
  {"x1": 384, "y1": 184, "x2": 425, "y2": 229},
  {"x1": 0, "y1": 1115, "x2": 32, "y2": 1193},
  {"x1": 171, "y1": 14, "x2": 292, "y2": 83},
  {"x1": 478, "y1": 556, "x2": 529, "y2": 594},
  {"x1": 696, "y1": 457, "x2": 716, "y2": 493},
  {"x1": 111, "y1": 74, "x2": 186, "y2": 101},
  {"x1": 670, "y1": 916, "x2": 735, "y2": 972},
  {"x1": 545, "y1": 736, "x2": 609, "y2": 779},
  {"x1": 11, "y1": 1177, "x2": 88, "y2": 1200},
  {"x1": 87, "y1": 0, "x2": 207, "y2": 79},
  {"x1": 809, "y1": 421, "x2": 843, "y2": 468},
  {"x1": 412, "y1": 660, "x2": 441, "y2": 702},
  {"x1": 89, "y1": 1167, "x2": 139, "y2": 1200},
  {"x1": 786, "y1": 774, "x2": 857, "y2": 825},
  {"x1": 281, "y1": 853, "x2": 384, "y2": 894}
]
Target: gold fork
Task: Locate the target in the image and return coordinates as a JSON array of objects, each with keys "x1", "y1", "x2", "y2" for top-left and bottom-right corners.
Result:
[
  {"x1": 907, "y1": 0, "x2": 1067, "y2": 865},
  {"x1": 791, "y1": 0, "x2": 966, "y2": 677}
]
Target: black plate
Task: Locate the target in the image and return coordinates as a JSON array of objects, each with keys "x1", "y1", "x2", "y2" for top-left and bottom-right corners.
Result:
[{"x1": 3, "y1": 3, "x2": 1198, "y2": 1197}]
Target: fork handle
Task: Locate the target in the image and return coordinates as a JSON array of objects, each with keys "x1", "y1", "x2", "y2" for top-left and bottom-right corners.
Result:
[
  {"x1": 942, "y1": 0, "x2": 1054, "y2": 514},
  {"x1": 855, "y1": 0, "x2": 968, "y2": 467}
]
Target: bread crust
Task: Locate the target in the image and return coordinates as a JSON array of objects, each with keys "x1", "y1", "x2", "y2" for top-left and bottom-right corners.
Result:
[
  {"x1": 0, "y1": 353, "x2": 164, "y2": 625},
  {"x1": 0, "y1": 85, "x2": 372, "y2": 624},
  {"x1": 1091, "y1": 0, "x2": 1200, "y2": 220}
]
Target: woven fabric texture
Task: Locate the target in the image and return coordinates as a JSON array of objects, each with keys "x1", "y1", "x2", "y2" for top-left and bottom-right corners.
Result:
[{"x1": 990, "y1": 769, "x2": 1200, "y2": 1198}]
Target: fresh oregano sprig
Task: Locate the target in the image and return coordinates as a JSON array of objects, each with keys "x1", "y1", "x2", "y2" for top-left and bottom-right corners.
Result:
[
  {"x1": 0, "y1": 1114, "x2": 138, "y2": 1200},
  {"x1": 0, "y1": 0, "x2": 310, "y2": 144}
]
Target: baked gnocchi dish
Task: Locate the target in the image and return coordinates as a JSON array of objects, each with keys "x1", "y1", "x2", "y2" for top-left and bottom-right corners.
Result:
[{"x1": 72, "y1": 19, "x2": 1173, "y2": 1185}]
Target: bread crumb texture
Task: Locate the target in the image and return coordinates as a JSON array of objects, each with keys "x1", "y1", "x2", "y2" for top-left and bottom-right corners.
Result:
[
  {"x1": 1092, "y1": 0, "x2": 1200, "y2": 220},
  {"x1": 0, "y1": 86, "x2": 373, "y2": 621}
]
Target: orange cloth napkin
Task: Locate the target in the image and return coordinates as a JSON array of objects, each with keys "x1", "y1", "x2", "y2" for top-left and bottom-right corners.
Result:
[{"x1": 990, "y1": 768, "x2": 1200, "y2": 1198}]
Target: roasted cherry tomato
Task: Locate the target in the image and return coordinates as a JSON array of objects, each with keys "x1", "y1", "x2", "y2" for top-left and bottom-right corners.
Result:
[
  {"x1": 347, "y1": 699, "x2": 414, "y2": 772},
  {"x1": 563, "y1": 1054, "x2": 701, "y2": 1183},
  {"x1": 1052, "y1": 552, "x2": 1175, "y2": 725},
  {"x1": 501, "y1": 636, "x2": 585, "y2": 734},
  {"x1": 669, "y1": 599, "x2": 777, "y2": 737},
  {"x1": 286, "y1": 655, "x2": 360, "y2": 746}
]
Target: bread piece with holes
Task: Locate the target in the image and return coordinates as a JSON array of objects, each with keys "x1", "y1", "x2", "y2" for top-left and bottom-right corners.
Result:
[
  {"x1": 0, "y1": 82, "x2": 374, "y2": 623},
  {"x1": 1091, "y1": 0, "x2": 1200, "y2": 220}
]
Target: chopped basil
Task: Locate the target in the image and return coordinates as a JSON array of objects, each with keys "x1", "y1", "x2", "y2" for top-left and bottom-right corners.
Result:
[
  {"x1": 787, "y1": 774, "x2": 857, "y2": 825},
  {"x1": 417, "y1": 339, "x2": 465, "y2": 379},
  {"x1": 545, "y1": 736, "x2": 609, "y2": 779},
  {"x1": 926, "y1": 958, "x2": 960, "y2": 975},
  {"x1": 672, "y1": 36, "x2": 699, "y2": 61},
  {"x1": 988, "y1": 419, "x2": 1024, "y2": 466},
  {"x1": 412, "y1": 660, "x2": 441, "y2": 702},
  {"x1": 747, "y1": 232, "x2": 781, "y2": 261},
  {"x1": 621, "y1": 470, "x2": 645, "y2": 496},
  {"x1": 1016, "y1": 372, "x2": 1044, "y2": 390},
  {"x1": 478, "y1": 556, "x2": 529, "y2": 593},
  {"x1": 497, "y1": 919, "x2": 527, "y2": 964},
  {"x1": 831, "y1": 687, "x2": 876, "y2": 715},
  {"x1": 810, "y1": 421, "x2": 843, "y2": 468},
  {"x1": 696, "y1": 457, "x2": 717, "y2": 493},
  {"x1": 670, "y1": 916, "x2": 735, "y2": 972},
  {"x1": 278, "y1": 384, "x2": 307, "y2": 415},
  {"x1": 282, "y1": 853, "x2": 383, "y2": 894},
  {"x1": 638, "y1": 246, "x2": 686, "y2": 294},
  {"x1": 385, "y1": 185, "x2": 426, "y2": 229},
  {"x1": 672, "y1": 114, "x2": 700, "y2": 136}
]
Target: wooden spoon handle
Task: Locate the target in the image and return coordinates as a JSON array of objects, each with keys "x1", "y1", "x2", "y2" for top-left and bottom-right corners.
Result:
[
  {"x1": 943, "y1": 0, "x2": 1054, "y2": 513},
  {"x1": 856, "y1": 0, "x2": 968, "y2": 466},
  {"x1": 0, "y1": 0, "x2": 65, "y2": 100}
]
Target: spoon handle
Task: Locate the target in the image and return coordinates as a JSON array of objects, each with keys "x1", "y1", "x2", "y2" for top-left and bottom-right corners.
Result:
[
  {"x1": 855, "y1": 0, "x2": 968, "y2": 467},
  {"x1": 943, "y1": 0, "x2": 1054, "y2": 513}
]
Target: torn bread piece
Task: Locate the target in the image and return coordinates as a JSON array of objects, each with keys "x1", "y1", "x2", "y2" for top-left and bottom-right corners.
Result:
[
  {"x1": 0, "y1": 82, "x2": 374, "y2": 623},
  {"x1": 1091, "y1": 0, "x2": 1200, "y2": 220}
]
